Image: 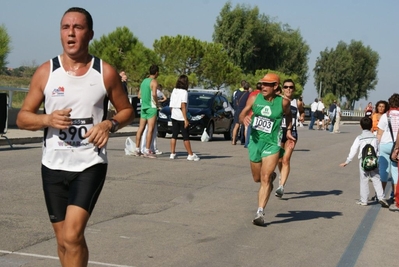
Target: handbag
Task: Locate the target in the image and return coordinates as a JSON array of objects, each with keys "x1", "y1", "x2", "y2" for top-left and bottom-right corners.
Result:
[{"x1": 387, "y1": 112, "x2": 399, "y2": 162}]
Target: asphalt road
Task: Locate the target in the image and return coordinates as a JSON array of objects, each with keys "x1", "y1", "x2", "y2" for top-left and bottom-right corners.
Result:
[{"x1": 0, "y1": 125, "x2": 397, "y2": 267}]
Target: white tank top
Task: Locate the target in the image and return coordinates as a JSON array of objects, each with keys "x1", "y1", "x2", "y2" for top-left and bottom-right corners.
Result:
[
  {"x1": 281, "y1": 99, "x2": 298, "y2": 133},
  {"x1": 42, "y1": 56, "x2": 108, "y2": 171}
]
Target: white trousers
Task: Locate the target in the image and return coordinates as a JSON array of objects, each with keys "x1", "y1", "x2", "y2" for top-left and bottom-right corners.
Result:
[{"x1": 358, "y1": 161, "x2": 385, "y2": 203}]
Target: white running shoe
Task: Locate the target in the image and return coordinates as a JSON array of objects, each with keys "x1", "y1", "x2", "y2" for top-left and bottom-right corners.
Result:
[
  {"x1": 275, "y1": 185, "x2": 284, "y2": 198},
  {"x1": 252, "y1": 212, "x2": 264, "y2": 226},
  {"x1": 143, "y1": 150, "x2": 156, "y2": 159},
  {"x1": 187, "y1": 153, "x2": 200, "y2": 161},
  {"x1": 155, "y1": 150, "x2": 163, "y2": 155},
  {"x1": 170, "y1": 153, "x2": 176, "y2": 159},
  {"x1": 356, "y1": 200, "x2": 368, "y2": 206}
]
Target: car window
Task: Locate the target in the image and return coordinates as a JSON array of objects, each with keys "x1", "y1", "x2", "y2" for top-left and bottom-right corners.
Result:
[
  {"x1": 214, "y1": 96, "x2": 223, "y2": 109},
  {"x1": 188, "y1": 93, "x2": 212, "y2": 108}
]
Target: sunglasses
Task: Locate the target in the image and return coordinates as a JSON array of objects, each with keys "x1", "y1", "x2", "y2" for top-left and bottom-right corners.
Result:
[
  {"x1": 261, "y1": 82, "x2": 276, "y2": 87},
  {"x1": 283, "y1": 86, "x2": 294, "y2": 89}
]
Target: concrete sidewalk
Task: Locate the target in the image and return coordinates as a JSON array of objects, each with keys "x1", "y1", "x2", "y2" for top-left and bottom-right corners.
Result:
[
  {"x1": 1, "y1": 120, "x2": 357, "y2": 147},
  {"x1": 0, "y1": 124, "x2": 138, "y2": 147}
]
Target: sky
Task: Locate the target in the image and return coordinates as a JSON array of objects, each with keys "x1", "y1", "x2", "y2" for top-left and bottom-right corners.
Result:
[{"x1": 1, "y1": 0, "x2": 398, "y2": 109}]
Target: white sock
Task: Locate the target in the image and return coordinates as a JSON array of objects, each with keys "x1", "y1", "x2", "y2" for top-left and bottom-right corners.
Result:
[{"x1": 257, "y1": 207, "x2": 263, "y2": 214}]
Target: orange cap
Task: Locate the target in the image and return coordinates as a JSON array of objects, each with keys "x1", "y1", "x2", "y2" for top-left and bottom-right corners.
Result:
[{"x1": 259, "y1": 73, "x2": 280, "y2": 84}]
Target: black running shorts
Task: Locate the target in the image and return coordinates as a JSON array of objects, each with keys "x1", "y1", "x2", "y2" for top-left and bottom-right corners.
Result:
[{"x1": 41, "y1": 163, "x2": 107, "y2": 223}]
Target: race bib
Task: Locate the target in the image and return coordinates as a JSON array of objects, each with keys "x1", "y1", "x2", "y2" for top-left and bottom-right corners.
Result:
[
  {"x1": 252, "y1": 116, "x2": 274, "y2": 133},
  {"x1": 56, "y1": 117, "x2": 94, "y2": 149}
]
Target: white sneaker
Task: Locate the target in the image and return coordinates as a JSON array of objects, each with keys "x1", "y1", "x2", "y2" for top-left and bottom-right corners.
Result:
[
  {"x1": 252, "y1": 212, "x2": 264, "y2": 226},
  {"x1": 356, "y1": 200, "x2": 368, "y2": 206},
  {"x1": 187, "y1": 153, "x2": 200, "y2": 161},
  {"x1": 155, "y1": 150, "x2": 163, "y2": 155},
  {"x1": 170, "y1": 153, "x2": 176, "y2": 159}
]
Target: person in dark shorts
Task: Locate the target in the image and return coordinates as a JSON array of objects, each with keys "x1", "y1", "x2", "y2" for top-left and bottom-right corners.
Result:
[
  {"x1": 16, "y1": 7, "x2": 134, "y2": 266},
  {"x1": 275, "y1": 79, "x2": 304, "y2": 198}
]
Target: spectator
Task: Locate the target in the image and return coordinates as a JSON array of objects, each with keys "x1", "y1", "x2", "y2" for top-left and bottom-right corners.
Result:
[
  {"x1": 333, "y1": 101, "x2": 342, "y2": 133},
  {"x1": 371, "y1": 100, "x2": 389, "y2": 135},
  {"x1": 339, "y1": 117, "x2": 389, "y2": 207},
  {"x1": 309, "y1": 98, "x2": 318, "y2": 130},
  {"x1": 169, "y1": 75, "x2": 200, "y2": 161},
  {"x1": 377, "y1": 94, "x2": 399, "y2": 204},
  {"x1": 232, "y1": 82, "x2": 250, "y2": 145}
]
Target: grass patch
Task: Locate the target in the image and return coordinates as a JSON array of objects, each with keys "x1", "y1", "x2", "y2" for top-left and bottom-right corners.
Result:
[{"x1": 0, "y1": 75, "x2": 31, "y2": 108}]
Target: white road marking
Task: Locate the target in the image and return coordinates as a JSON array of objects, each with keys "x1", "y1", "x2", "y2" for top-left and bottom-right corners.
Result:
[{"x1": 0, "y1": 250, "x2": 134, "y2": 267}]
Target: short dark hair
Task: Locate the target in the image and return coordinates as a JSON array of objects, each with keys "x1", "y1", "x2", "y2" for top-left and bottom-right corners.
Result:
[
  {"x1": 149, "y1": 65, "x2": 159, "y2": 75},
  {"x1": 243, "y1": 82, "x2": 250, "y2": 90},
  {"x1": 374, "y1": 100, "x2": 389, "y2": 113},
  {"x1": 240, "y1": 80, "x2": 246, "y2": 87},
  {"x1": 175, "y1": 74, "x2": 189, "y2": 90},
  {"x1": 63, "y1": 7, "x2": 93, "y2": 31},
  {"x1": 283, "y1": 79, "x2": 295, "y2": 89},
  {"x1": 360, "y1": 116, "x2": 372, "y2": 130},
  {"x1": 389, "y1": 93, "x2": 399, "y2": 109}
]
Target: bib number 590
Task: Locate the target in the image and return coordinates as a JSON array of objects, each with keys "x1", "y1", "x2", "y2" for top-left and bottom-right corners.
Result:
[{"x1": 59, "y1": 126, "x2": 88, "y2": 141}]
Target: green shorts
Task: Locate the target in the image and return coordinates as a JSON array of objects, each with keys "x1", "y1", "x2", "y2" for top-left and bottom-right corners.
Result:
[
  {"x1": 248, "y1": 140, "x2": 284, "y2": 163},
  {"x1": 140, "y1": 108, "x2": 157, "y2": 120}
]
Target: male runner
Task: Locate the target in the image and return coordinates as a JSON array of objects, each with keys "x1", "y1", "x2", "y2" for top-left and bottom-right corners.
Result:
[
  {"x1": 239, "y1": 73, "x2": 295, "y2": 226},
  {"x1": 17, "y1": 7, "x2": 134, "y2": 266}
]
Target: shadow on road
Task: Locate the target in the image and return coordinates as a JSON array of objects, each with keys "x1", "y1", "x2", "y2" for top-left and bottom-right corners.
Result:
[
  {"x1": 267, "y1": 210, "x2": 343, "y2": 225},
  {"x1": 282, "y1": 189, "x2": 343, "y2": 200}
]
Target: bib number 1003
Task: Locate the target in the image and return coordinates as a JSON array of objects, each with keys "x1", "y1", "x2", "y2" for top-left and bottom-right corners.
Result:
[{"x1": 253, "y1": 116, "x2": 274, "y2": 133}]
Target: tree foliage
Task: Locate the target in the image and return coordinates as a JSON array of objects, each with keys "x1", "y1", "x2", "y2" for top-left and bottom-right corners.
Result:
[
  {"x1": 213, "y1": 2, "x2": 310, "y2": 86},
  {"x1": 314, "y1": 40, "x2": 379, "y2": 108},
  {"x1": 153, "y1": 35, "x2": 242, "y2": 90},
  {"x1": 0, "y1": 24, "x2": 11, "y2": 70},
  {"x1": 89, "y1": 26, "x2": 159, "y2": 92}
]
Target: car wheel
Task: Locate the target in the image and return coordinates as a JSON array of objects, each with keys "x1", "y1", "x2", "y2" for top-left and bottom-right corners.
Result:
[
  {"x1": 207, "y1": 122, "x2": 214, "y2": 141},
  {"x1": 224, "y1": 122, "x2": 233, "y2": 140},
  {"x1": 157, "y1": 131, "x2": 166, "y2": 138}
]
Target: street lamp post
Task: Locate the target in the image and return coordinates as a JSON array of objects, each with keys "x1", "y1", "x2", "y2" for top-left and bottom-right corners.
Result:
[{"x1": 318, "y1": 81, "x2": 322, "y2": 99}]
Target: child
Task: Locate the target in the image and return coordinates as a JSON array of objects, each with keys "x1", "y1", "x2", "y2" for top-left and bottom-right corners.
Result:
[{"x1": 339, "y1": 117, "x2": 389, "y2": 207}]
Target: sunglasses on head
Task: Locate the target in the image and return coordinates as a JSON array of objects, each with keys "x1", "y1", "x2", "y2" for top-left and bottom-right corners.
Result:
[{"x1": 283, "y1": 85, "x2": 294, "y2": 89}]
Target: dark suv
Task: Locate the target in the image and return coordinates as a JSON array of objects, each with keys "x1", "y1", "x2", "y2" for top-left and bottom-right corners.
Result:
[{"x1": 157, "y1": 91, "x2": 234, "y2": 141}]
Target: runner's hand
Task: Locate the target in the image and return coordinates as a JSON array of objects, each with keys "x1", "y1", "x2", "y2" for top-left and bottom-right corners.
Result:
[
  {"x1": 84, "y1": 121, "x2": 110, "y2": 148},
  {"x1": 286, "y1": 130, "x2": 296, "y2": 141},
  {"x1": 47, "y1": 108, "x2": 72, "y2": 129}
]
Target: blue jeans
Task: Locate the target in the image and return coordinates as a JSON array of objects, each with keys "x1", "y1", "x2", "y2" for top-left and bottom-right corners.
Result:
[
  {"x1": 379, "y1": 142, "x2": 398, "y2": 183},
  {"x1": 309, "y1": 112, "x2": 316, "y2": 129}
]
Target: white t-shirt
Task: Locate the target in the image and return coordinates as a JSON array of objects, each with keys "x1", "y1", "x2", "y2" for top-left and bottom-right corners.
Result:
[
  {"x1": 317, "y1": 101, "x2": 325, "y2": 111},
  {"x1": 336, "y1": 106, "x2": 341, "y2": 118},
  {"x1": 310, "y1": 101, "x2": 318, "y2": 112},
  {"x1": 378, "y1": 110, "x2": 399, "y2": 144},
  {"x1": 169, "y1": 88, "x2": 188, "y2": 121}
]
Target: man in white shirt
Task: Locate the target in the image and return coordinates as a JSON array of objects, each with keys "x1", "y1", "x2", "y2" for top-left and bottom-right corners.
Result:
[
  {"x1": 309, "y1": 98, "x2": 318, "y2": 130},
  {"x1": 316, "y1": 98, "x2": 325, "y2": 130}
]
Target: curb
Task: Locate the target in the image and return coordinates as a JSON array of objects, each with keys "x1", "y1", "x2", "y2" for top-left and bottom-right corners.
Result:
[{"x1": 0, "y1": 131, "x2": 137, "y2": 147}]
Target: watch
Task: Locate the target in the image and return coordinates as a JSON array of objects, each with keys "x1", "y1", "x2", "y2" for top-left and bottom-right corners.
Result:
[{"x1": 108, "y1": 118, "x2": 119, "y2": 133}]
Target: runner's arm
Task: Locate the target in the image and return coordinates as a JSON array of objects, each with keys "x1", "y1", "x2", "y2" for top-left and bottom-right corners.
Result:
[
  {"x1": 239, "y1": 94, "x2": 256, "y2": 127},
  {"x1": 17, "y1": 62, "x2": 72, "y2": 131}
]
